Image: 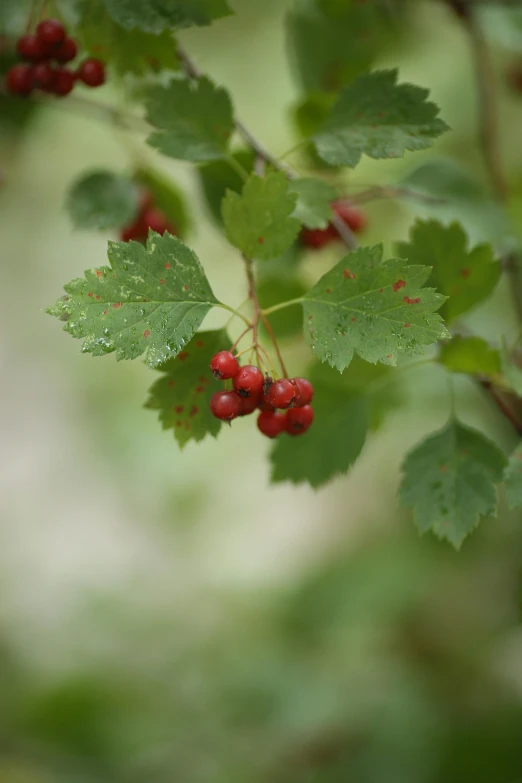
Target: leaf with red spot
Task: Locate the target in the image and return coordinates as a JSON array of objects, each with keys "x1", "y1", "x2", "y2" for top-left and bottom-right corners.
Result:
[
  {"x1": 396, "y1": 219, "x2": 500, "y2": 322},
  {"x1": 400, "y1": 418, "x2": 506, "y2": 549},
  {"x1": 46, "y1": 232, "x2": 221, "y2": 367},
  {"x1": 222, "y1": 172, "x2": 301, "y2": 260},
  {"x1": 145, "y1": 329, "x2": 230, "y2": 447},
  {"x1": 302, "y1": 244, "x2": 449, "y2": 372}
]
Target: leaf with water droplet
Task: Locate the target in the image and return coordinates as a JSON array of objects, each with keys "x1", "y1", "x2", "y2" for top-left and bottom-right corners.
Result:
[
  {"x1": 46, "y1": 232, "x2": 220, "y2": 367},
  {"x1": 302, "y1": 244, "x2": 448, "y2": 372},
  {"x1": 400, "y1": 418, "x2": 506, "y2": 549}
]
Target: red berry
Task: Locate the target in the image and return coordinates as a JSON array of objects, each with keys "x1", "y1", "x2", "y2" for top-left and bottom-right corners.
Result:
[
  {"x1": 5, "y1": 64, "x2": 33, "y2": 95},
  {"x1": 138, "y1": 189, "x2": 154, "y2": 212},
  {"x1": 258, "y1": 392, "x2": 275, "y2": 412},
  {"x1": 16, "y1": 34, "x2": 46, "y2": 61},
  {"x1": 233, "y1": 365, "x2": 264, "y2": 398},
  {"x1": 210, "y1": 391, "x2": 242, "y2": 421},
  {"x1": 257, "y1": 410, "x2": 287, "y2": 438},
  {"x1": 210, "y1": 350, "x2": 239, "y2": 380},
  {"x1": 52, "y1": 68, "x2": 75, "y2": 95},
  {"x1": 77, "y1": 58, "x2": 105, "y2": 87},
  {"x1": 54, "y1": 37, "x2": 78, "y2": 63},
  {"x1": 286, "y1": 405, "x2": 314, "y2": 436},
  {"x1": 239, "y1": 395, "x2": 259, "y2": 416},
  {"x1": 300, "y1": 224, "x2": 337, "y2": 250},
  {"x1": 333, "y1": 200, "x2": 367, "y2": 233},
  {"x1": 33, "y1": 62, "x2": 55, "y2": 89},
  {"x1": 268, "y1": 378, "x2": 297, "y2": 409},
  {"x1": 143, "y1": 207, "x2": 175, "y2": 236},
  {"x1": 292, "y1": 377, "x2": 314, "y2": 407},
  {"x1": 36, "y1": 19, "x2": 66, "y2": 47}
]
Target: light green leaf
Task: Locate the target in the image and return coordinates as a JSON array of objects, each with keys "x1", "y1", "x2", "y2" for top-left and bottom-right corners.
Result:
[
  {"x1": 504, "y1": 442, "x2": 522, "y2": 509},
  {"x1": 313, "y1": 69, "x2": 449, "y2": 167},
  {"x1": 400, "y1": 418, "x2": 506, "y2": 549},
  {"x1": 66, "y1": 170, "x2": 139, "y2": 231},
  {"x1": 103, "y1": 0, "x2": 232, "y2": 33},
  {"x1": 46, "y1": 232, "x2": 220, "y2": 367},
  {"x1": 197, "y1": 150, "x2": 255, "y2": 225},
  {"x1": 222, "y1": 172, "x2": 301, "y2": 260},
  {"x1": 289, "y1": 177, "x2": 336, "y2": 229},
  {"x1": 145, "y1": 329, "x2": 229, "y2": 447},
  {"x1": 302, "y1": 244, "x2": 448, "y2": 372},
  {"x1": 135, "y1": 166, "x2": 191, "y2": 238},
  {"x1": 439, "y1": 336, "x2": 501, "y2": 376},
  {"x1": 77, "y1": 0, "x2": 179, "y2": 75},
  {"x1": 501, "y1": 345, "x2": 522, "y2": 396},
  {"x1": 396, "y1": 220, "x2": 501, "y2": 322},
  {"x1": 145, "y1": 76, "x2": 234, "y2": 162}
]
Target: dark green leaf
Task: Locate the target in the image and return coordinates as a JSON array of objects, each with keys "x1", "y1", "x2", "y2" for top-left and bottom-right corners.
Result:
[
  {"x1": 396, "y1": 220, "x2": 501, "y2": 322},
  {"x1": 439, "y1": 336, "x2": 501, "y2": 376},
  {"x1": 302, "y1": 244, "x2": 448, "y2": 372},
  {"x1": 145, "y1": 76, "x2": 234, "y2": 162},
  {"x1": 289, "y1": 177, "x2": 336, "y2": 229},
  {"x1": 102, "y1": 0, "x2": 232, "y2": 33},
  {"x1": 400, "y1": 418, "x2": 506, "y2": 548},
  {"x1": 66, "y1": 170, "x2": 139, "y2": 231},
  {"x1": 222, "y1": 172, "x2": 301, "y2": 260},
  {"x1": 313, "y1": 69, "x2": 449, "y2": 168},
  {"x1": 197, "y1": 150, "x2": 255, "y2": 225},
  {"x1": 504, "y1": 442, "x2": 522, "y2": 510},
  {"x1": 135, "y1": 166, "x2": 191, "y2": 238},
  {"x1": 501, "y1": 345, "x2": 522, "y2": 396},
  {"x1": 46, "y1": 232, "x2": 220, "y2": 367},
  {"x1": 145, "y1": 329, "x2": 229, "y2": 447}
]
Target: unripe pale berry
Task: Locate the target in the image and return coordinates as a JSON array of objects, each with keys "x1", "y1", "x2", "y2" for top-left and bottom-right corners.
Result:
[
  {"x1": 210, "y1": 391, "x2": 241, "y2": 421},
  {"x1": 210, "y1": 351, "x2": 239, "y2": 380},
  {"x1": 233, "y1": 365, "x2": 264, "y2": 398},
  {"x1": 257, "y1": 410, "x2": 287, "y2": 438},
  {"x1": 268, "y1": 378, "x2": 297, "y2": 409},
  {"x1": 286, "y1": 405, "x2": 314, "y2": 435}
]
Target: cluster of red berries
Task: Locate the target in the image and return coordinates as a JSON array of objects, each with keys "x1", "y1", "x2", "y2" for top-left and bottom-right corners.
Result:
[
  {"x1": 209, "y1": 351, "x2": 314, "y2": 438},
  {"x1": 120, "y1": 190, "x2": 177, "y2": 242},
  {"x1": 5, "y1": 18, "x2": 105, "y2": 97},
  {"x1": 300, "y1": 199, "x2": 367, "y2": 249}
]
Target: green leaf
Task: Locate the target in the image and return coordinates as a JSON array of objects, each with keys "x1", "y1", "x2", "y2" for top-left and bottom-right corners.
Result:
[
  {"x1": 396, "y1": 220, "x2": 501, "y2": 322},
  {"x1": 145, "y1": 76, "x2": 234, "y2": 162},
  {"x1": 288, "y1": 177, "x2": 336, "y2": 229},
  {"x1": 501, "y1": 345, "x2": 522, "y2": 396},
  {"x1": 135, "y1": 166, "x2": 191, "y2": 238},
  {"x1": 258, "y1": 277, "x2": 308, "y2": 339},
  {"x1": 46, "y1": 232, "x2": 220, "y2": 367},
  {"x1": 400, "y1": 418, "x2": 506, "y2": 549},
  {"x1": 286, "y1": 0, "x2": 401, "y2": 94},
  {"x1": 145, "y1": 329, "x2": 229, "y2": 447},
  {"x1": 222, "y1": 172, "x2": 301, "y2": 261},
  {"x1": 103, "y1": 0, "x2": 232, "y2": 33},
  {"x1": 77, "y1": 0, "x2": 179, "y2": 75},
  {"x1": 313, "y1": 69, "x2": 449, "y2": 168},
  {"x1": 270, "y1": 365, "x2": 369, "y2": 487},
  {"x1": 504, "y1": 442, "x2": 522, "y2": 510},
  {"x1": 197, "y1": 150, "x2": 255, "y2": 225},
  {"x1": 66, "y1": 170, "x2": 139, "y2": 231},
  {"x1": 302, "y1": 244, "x2": 448, "y2": 372},
  {"x1": 439, "y1": 336, "x2": 501, "y2": 376}
]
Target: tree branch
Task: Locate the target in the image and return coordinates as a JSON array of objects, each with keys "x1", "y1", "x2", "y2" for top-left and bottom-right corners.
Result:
[{"x1": 478, "y1": 378, "x2": 522, "y2": 436}]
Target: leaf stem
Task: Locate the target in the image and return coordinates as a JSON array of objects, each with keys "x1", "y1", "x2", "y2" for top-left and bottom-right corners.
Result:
[
  {"x1": 261, "y1": 298, "x2": 304, "y2": 316},
  {"x1": 225, "y1": 154, "x2": 249, "y2": 182},
  {"x1": 217, "y1": 303, "x2": 252, "y2": 327}
]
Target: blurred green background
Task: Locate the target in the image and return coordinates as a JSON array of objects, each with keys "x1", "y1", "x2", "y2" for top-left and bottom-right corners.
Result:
[{"x1": 2, "y1": 1, "x2": 522, "y2": 781}]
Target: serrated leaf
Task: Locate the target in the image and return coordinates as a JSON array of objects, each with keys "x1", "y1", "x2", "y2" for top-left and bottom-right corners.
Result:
[
  {"x1": 313, "y1": 69, "x2": 449, "y2": 168},
  {"x1": 270, "y1": 368, "x2": 369, "y2": 488},
  {"x1": 145, "y1": 76, "x2": 234, "y2": 162},
  {"x1": 145, "y1": 329, "x2": 229, "y2": 447},
  {"x1": 400, "y1": 418, "x2": 506, "y2": 549},
  {"x1": 47, "y1": 232, "x2": 220, "y2": 367},
  {"x1": 198, "y1": 150, "x2": 255, "y2": 225},
  {"x1": 289, "y1": 178, "x2": 336, "y2": 229},
  {"x1": 222, "y1": 172, "x2": 301, "y2": 261},
  {"x1": 135, "y1": 167, "x2": 191, "y2": 238},
  {"x1": 77, "y1": 0, "x2": 179, "y2": 75},
  {"x1": 504, "y1": 442, "x2": 522, "y2": 509},
  {"x1": 103, "y1": 0, "x2": 232, "y2": 33},
  {"x1": 396, "y1": 220, "x2": 500, "y2": 322},
  {"x1": 302, "y1": 244, "x2": 448, "y2": 372},
  {"x1": 287, "y1": 0, "x2": 401, "y2": 94},
  {"x1": 439, "y1": 336, "x2": 501, "y2": 376},
  {"x1": 66, "y1": 170, "x2": 139, "y2": 231}
]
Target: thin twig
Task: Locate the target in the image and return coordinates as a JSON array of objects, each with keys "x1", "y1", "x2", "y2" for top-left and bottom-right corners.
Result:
[
  {"x1": 349, "y1": 185, "x2": 447, "y2": 206},
  {"x1": 478, "y1": 379, "x2": 522, "y2": 435}
]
